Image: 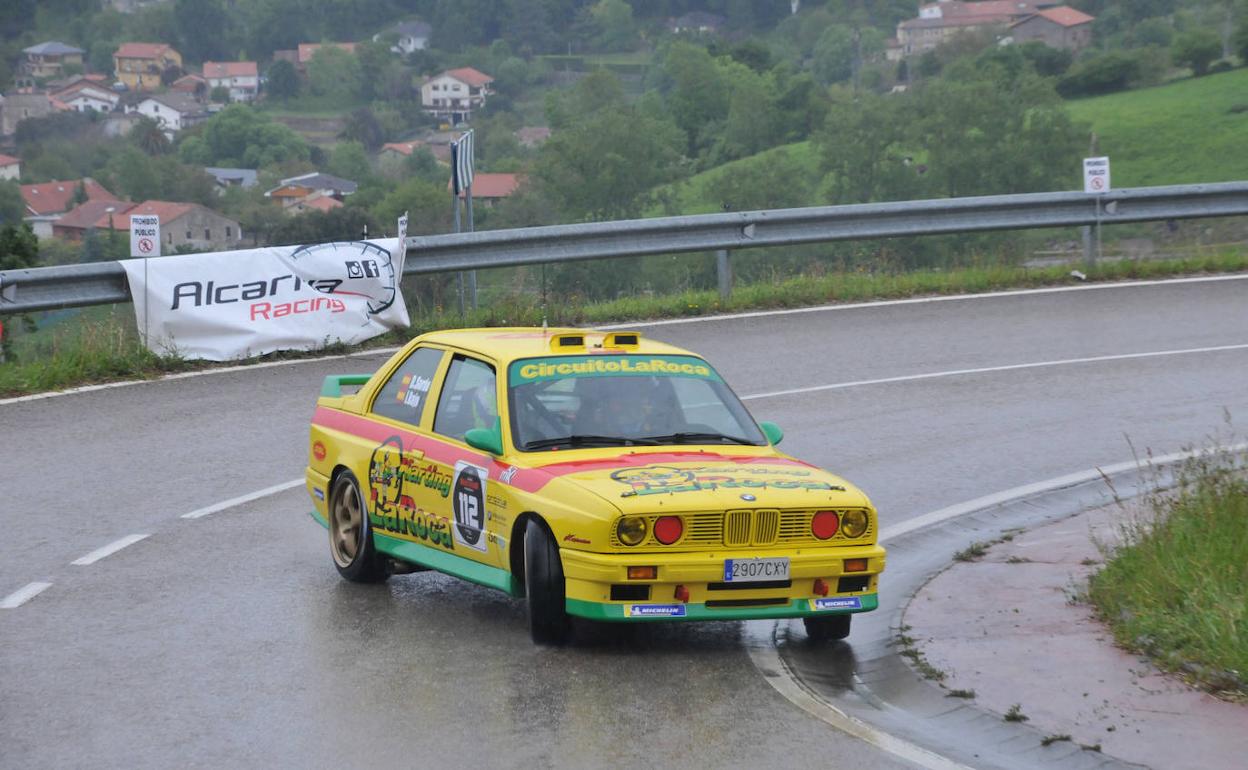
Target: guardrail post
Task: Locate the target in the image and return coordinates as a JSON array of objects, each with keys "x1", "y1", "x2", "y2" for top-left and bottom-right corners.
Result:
[{"x1": 716, "y1": 249, "x2": 732, "y2": 300}]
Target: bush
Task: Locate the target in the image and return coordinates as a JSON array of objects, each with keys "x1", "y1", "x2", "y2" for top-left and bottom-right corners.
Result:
[
  {"x1": 1057, "y1": 52, "x2": 1140, "y2": 97},
  {"x1": 1172, "y1": 29, "x2": 1222, "y2": 76}
]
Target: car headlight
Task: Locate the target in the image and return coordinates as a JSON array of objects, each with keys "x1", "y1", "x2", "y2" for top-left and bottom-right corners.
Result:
[
  {"x1": 841, "y1": 509, "x2": 869, "y2": 538},
  {"x1": 617, "y1": 516, "x2": 648, "y2": 546}
]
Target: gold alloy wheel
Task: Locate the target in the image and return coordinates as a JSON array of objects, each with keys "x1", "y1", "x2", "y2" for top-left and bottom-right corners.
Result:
[{"x1": 329, "y1": 479, "x2": 363, "y2": 568}]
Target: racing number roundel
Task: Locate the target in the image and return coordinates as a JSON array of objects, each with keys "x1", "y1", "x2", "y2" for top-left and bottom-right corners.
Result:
[{"x1": 452, "y1": 461, "x2": 488, "y2": 552}]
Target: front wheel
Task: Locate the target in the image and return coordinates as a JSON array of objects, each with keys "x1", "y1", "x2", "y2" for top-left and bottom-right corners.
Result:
[
  {"x1": 524, "y1": 519, "x2": 571, "y2": 645},
  {"x1": 803, "y1": 614, "x2": 851, "y2": 641},
  {"x1": 327, "y1": 471, "x2": 388, "y2": 583}
]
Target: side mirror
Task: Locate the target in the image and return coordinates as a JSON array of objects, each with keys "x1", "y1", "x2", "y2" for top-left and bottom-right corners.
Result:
[
  {"x1": 760, "y1": 421, "x2": 784, "y2": 446},
  {"x1": 464, "y1": 425, "x2": 504, "y2": 456}
]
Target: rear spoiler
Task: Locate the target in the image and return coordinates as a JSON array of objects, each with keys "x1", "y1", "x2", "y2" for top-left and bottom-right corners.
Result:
[{"x1": 320, "y1": 374, "x2": 372, "y2": 398}]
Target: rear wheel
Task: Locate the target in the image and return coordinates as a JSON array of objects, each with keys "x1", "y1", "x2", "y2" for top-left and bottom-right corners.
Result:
[
  {"x1": 524, "y1": 519, "x2": 571, "y2": 645},
  {"x1": 328, "y1": 471, "x2": 388, "y2": 583},
  {"x1": 803, "y1": 614, "x2": 851, "y2": 641}
]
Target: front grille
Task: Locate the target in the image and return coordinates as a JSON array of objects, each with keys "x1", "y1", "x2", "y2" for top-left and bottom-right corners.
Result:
[
  {"x1": 724, "y1": 510, "x2": 751, "y2": 546},
  {"x1": 609, "y1": 508, "x2": 874, "y2": 548}
]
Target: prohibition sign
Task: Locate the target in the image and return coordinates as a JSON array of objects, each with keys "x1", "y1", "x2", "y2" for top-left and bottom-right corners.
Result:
[
  {"x1": 1090, "y1": 176, "x2": 1103, "y2": 191},
  {"x1": 137, "y1": 237, "x2": 155, "y2": 254}
]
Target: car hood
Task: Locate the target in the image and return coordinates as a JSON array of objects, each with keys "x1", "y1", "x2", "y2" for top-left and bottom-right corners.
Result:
[{"x1": 530, "y1": 451, "x2": 871, "y2": 514}]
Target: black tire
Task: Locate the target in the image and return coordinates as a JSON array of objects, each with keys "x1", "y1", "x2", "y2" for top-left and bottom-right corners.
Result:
[
  {"x1": 327, "y1": 471, "x2": 388, "y2": 583},
  {"x1": 524, "y1": 519, "x2": 571, "y2": 645},
  {"x1": 803, "y1": 614, "x2": 851, "y2": 641}
]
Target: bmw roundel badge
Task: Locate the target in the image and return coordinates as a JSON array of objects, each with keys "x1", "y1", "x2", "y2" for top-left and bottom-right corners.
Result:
[{"x1": 740, "y1": 493, "x2": 756, "y2": 502}]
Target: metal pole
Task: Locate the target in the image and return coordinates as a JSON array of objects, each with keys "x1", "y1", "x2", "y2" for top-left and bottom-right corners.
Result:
[
  {"x1": 716, "y1": 249, "x2": 732, "y2": 301},
  {"x1": 453, "y1": 192, "x2": 464, "y2": 317},
  {"x1": 466, "y1": 187, "x2": 477, "y2": 310},
  {"x1": 1095, "y1": 195, "x2": 1103, "y2": 264}
]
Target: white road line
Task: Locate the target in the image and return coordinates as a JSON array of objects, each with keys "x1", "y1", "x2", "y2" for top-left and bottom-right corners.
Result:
[
  {"x1": 4, "y1": 274, "x2": 1243, "y2": 407},
  {"x1": 1, "y1": 582, "x2": 53, "y2": 609},
  {"x1": 71, "y1": 534, "x2": 150, "y2": 566},
  {"x1": 604, "y1": 273, "x2": 1248, "y2": 330},
  {"x1": 741, "y1": 342, "x2": 1248, "y2": 401},
  {"x1": 181, "y1": 479, "x2": 304, "y2": 519}
]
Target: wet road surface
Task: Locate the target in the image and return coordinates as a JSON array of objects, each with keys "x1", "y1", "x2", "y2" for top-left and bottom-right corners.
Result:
[{"x1": 2, "y1": 276, "x2": 1245, "y2": 767}]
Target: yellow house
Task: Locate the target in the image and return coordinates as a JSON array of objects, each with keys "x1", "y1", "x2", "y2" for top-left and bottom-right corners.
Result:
[{"x1": 113, "y1": 43, "x2": 183, "y2": 91}]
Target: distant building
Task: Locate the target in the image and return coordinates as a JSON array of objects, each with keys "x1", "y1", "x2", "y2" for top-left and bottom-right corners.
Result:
[
  {"x1": 20, "y1": 42, "x2": 85, "y2": 82},
  {"x1": 295, "y1": 43, "x2": 357, "y2": 75},
  {"x1": 421, "y1": 67, "x2": 493, "y2": 125},
  {"x1": 265, "y1": 172, "x2": 358, "y2": 209},
  {"x1": 447, "y1": 173, "x2": 523, "y2": 208},
  {"x1": 0, "y1": 153, "x2": 20, "y2": 181},
  {"x1": 375, "y1": 20, "x2": 432, "y2": 55},
  {"x1": 897, "y1": 1, "x2": 1059, "y2": 56},
  {"x1": 20, "y1": 177, "x2": 120, "y2": 238},
  {"x1": 0, "y1": 93, "x2": 59, "y2": 137},
  {"x1": 130, "y1": 92, "x2": 208, "y2": 136},
  {"x1": 169, "y1": 73, "x2": 208, "y2": 98},
  {"x1": 53, "y1": 200, "x2": 242, "y2": 251},
  {"x1": 514, "y1": 126, "x2": 551, "y2": 148},
  {"x1": 113, "y1": 42, "x2": 183, "y2": 91},
  {"x1": 285, "y1": 191, "x2": 343, "y2": 216},
  {"x1": 1010, "y1": 6, "x2": 1095, "y2": 52},
  {"x1": 51, "y1": 80, "x2": 121, "y2": 113},
  {"x1": 669, "y1": 12, "x2": 727, "y2": 35},
  {"x1": 202, "y1": 61, "x2": 259, "y2": 102},
  {"x1": 204, "y1": 167, "x2": 259, "y2": 191}
]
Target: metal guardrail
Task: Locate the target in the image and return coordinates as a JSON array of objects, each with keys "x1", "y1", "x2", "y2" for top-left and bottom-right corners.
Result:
[{"x1": 2, "y1": 182, "x2": 1247, "y2": 314}]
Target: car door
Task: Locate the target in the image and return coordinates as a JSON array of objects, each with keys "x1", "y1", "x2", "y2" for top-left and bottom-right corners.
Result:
[{"x1": 429, "y1": 352, "x2": 504, "y2": 568}]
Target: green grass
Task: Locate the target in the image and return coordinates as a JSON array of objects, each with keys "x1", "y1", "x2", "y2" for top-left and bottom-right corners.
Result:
[
  {"x1": 1088, "y1": 450, "x2": 1248, "y2": 697},
  {"x1": 3, "y1": 252, "x2": 1247, "y2": 397},
  {"x1": 1066, "y1": 68, "x2": 1248, "y2": 188},
  {"x1": 652, "y1": 142, "x2": 819, "y2": 215}
]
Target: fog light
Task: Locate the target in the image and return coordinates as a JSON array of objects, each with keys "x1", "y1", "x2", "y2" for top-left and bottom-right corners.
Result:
[
  {"x1": 843, "y1": 558, "x2": 868, "y2": 572},
  {"x1": 841, "y1": 509, "x2": 869, "y2": 538},
  {"x1": 674, "y1": 584, "x2": 690, "y2": 603},
  {"x1": 617, "y1": 516, "x2": 648, "y2": 546},
  {"x1": 627, "y1": 566, "x2": 657, "y2": 580},
  {"x1": 654, "y1": 516, "x2": 683, "y2": 544},
  {"x1": 813, "y1": 578, "x2": 829, "y2": 596},
  {"x1": 811, "y1": 510, "x2": 839, "y2": 539}
]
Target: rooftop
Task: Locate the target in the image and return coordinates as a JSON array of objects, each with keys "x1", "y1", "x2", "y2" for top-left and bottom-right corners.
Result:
[
  {"x1": 1020, "y1": 6, "x2": 1096, "y2": 27},
  {"x1": 21, "y1": 178, "x2": 119, "y2": 217},
  {"x1": 441, "y1": 67, "x2": 494, "y2": 87},
  {"x1": 24, "y1": 41, "x2": 85, "y2": 56},
  {"x1": 115, "y1": 42, "x2": 176, "y2": 60},
  {"x1": 202, "y1": 61, "x2": 258, "y2": 79}
]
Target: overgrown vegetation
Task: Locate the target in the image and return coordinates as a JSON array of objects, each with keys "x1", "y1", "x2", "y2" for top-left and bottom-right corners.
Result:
[{"x1": 1088, "y1": 448, "x2": 1248, "y2": 698}]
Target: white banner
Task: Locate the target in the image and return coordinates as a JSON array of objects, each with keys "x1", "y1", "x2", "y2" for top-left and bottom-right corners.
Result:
[{"x1": 121, "y1": 238, "x2": 409, "y2": 361}]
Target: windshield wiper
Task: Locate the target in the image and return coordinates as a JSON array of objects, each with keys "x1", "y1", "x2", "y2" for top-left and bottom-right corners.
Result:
[
  {"x1": 523, "y1": 434, "x2": 660, "y2": 450},
  {"x1": 641, "y1": 432, "x2": 758, "y2": 446}
]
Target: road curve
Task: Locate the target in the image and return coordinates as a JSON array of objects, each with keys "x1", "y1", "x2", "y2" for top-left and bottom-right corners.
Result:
[{"x1": 2, "y1": 276, "x2": 1245, "y2": 767}]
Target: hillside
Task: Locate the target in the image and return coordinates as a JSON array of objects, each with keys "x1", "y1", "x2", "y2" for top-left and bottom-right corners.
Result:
[{"x1": 1066, "y1": 68, "x2": 1248, "y2": 187}]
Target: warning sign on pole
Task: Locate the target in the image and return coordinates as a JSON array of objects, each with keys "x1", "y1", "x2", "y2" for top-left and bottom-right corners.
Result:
[
  {"x1": 130, "y1": 215, "x2": 161, "y2": 258},
  {"x1": 1083, "y1": 157, "x2": 1110, "y2": 194}
]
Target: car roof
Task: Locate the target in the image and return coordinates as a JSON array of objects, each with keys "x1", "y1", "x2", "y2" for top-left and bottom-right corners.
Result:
[{"x1": 414, "y1": 327, "x2": 697, "y2": 363}]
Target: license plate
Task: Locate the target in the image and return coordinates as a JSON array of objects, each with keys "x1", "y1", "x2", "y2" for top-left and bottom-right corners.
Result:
[{"x1": 723, "y1": 557, "x2": 790, "y2": 583}]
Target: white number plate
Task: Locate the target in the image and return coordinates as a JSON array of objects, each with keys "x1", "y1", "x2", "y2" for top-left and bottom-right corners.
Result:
[{"x1": 723, "y1": 557, "x2": 790, "y2": 583}]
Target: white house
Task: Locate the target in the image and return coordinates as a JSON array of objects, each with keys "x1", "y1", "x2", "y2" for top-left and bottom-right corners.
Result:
[
  {"x1": 0, "y1": 153, "x2": 20, "y2": 181},
  {"x1": 130, "y1": 92, "x2": 208, "y2": 136},
  {"x1": 51, "y1": 80, "x2": 120, "y2": 113},
  {"x1": 202, "y1": 61, "x2": 259, "y2": 102},
  {"x1": 376, "y1": 20, "x2": 431, "y2": 55},
  {"x1": 420, "y1": 67, "x2": 493, "y2": 125}
]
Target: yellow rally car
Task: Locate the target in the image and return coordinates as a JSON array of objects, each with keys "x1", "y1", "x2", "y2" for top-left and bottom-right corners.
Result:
[{"x1": 306, "y1": 328, "x2": 884, "y2": 644}]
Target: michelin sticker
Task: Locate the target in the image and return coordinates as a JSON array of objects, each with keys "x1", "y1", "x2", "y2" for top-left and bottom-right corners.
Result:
[
  {"x1": 627, "y1": 605, "x2": 687, "y2": 617},
  {"x1": 812, "y1": 597, "x2": 862, "y2": 611},
  {"x1": 452, "y1": 460, "x2": 489, "y2": 552}
]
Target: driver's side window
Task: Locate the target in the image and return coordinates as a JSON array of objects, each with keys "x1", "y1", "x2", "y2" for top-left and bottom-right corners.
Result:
[{"x1": 371, "y1": 346, "x2": 444, "y2": 426}]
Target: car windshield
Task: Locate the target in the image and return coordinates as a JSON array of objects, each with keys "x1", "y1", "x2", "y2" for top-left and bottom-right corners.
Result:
[{"x1": 507, "y1": 354, "x2": 767, "y2": 451}]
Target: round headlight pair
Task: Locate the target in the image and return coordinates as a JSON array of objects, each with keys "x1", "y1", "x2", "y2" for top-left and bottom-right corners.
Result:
[{"x1": 841, "y1": 509, "x2": 869, "y2": 539}]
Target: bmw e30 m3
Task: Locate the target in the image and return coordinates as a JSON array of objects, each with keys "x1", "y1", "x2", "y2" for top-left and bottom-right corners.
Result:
[{"x1": 306, "y1": 328, "x2": 885, "y2": 644}]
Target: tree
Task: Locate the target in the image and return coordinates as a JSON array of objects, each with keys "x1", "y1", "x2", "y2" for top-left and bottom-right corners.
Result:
[
  {"x1": 269, "y1": 207, "x2": 378, "y2": 247},
  {"x1": 265, "y1": 60, "x2": 299, "y2": 101},
  {"x1": 179, "y1": 105, "x2": 309, "y2": 168},
  {"x1": 715, "y1": 151, "x2": 811, "y2": 212},
  {"x1": 717, "y1": 65, "x2": 783, "y2": 161},
  {"x1": 340, "y1": 107, "x2": 385, "y2": 151},
  {"x1": 816, "y1": 89, "x2": 913, "y2": 204},
  {"x1": 371, "y1": 178, "x2": 452, "y2": 236},
  {"x1": 174, "y1": 0, "x2": 233, "y2": 62},
  {"x1": 656, "y1": 42, "x2": 731, "y2": 155},
  {"x1": 534, "y1": 104, "x2": 685, "y2": 221},
  {"x1": 0, "y1": 180, "x2": 25, "y2": 226},
  {"x1": 1172, "y1": 29, "x2": 1223, "y2": 75},
  {"x1": 132, "y1": 116, "x2": 172, "y2": 155},
  {"x1": 307, "y1": 46, "x2": 363, "y2": 102},
  {"x1": 0, "y1": 222, "x2": 39, "y2": 362},
  {"x1": 327, "y1": 141, "x2": 372, "y2": 183},
  {"x1": 210, "y1": 85, "x2": 231, "y2": 103},
  {"x1": 589, "y1": 0, "x2": 637, "y2": 52},
  {"x1": 1057, "y1": 52, "x2": 1141, "y2": 96},
  {"x1": 1238, "y1": 14, "x2": 1248, "y2": 64}
]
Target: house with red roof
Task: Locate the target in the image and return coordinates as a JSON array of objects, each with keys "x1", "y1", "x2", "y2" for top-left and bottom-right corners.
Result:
[
  {"x1": 203, "y1": 61, "x2": 259, "y2": 102},
  {"x1": 51, "y1": 79, "x2": 121, "y2": 113},
  {"x1": 20, "y1": 177, "x2": 120, "y2": 238},
  {"x1": 0, "y1": 153, "x2": 20, "y2": 181},
  {"x1": 897, "y1": 1, "x2": 1060, "y2": 56},
  {"x1": 1010, "y1": 6, "x2": 1095, "y2": 51},
  {"x1": 113, "y1": 42, "x2": 183, "y2": 90},
  {"x1": 286, "y1": 192, "x2": 344, "y2": 216},
  {"x1": 421, "y1": 67, "x2": 493, "y2": 125},
  {"x1": 446, "y1": 172, "x2": 523, "y2": 208},
  {"x1": 53, "y1": 199, "x2": 243, "y2": 251}
]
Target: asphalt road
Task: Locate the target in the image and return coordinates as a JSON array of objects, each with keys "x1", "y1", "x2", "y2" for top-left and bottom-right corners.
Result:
[{"x1": 2, "y1": 276, "x2": 1246, "y2": 768}]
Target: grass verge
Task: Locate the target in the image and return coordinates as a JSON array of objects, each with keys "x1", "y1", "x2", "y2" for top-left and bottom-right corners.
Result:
[
  {"x1": 1088, "y1": 450, "x2": 1248, "y2": 698},
  {"x1": 2, "y1": 252, "x2": 1246, "y2": 398}
]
